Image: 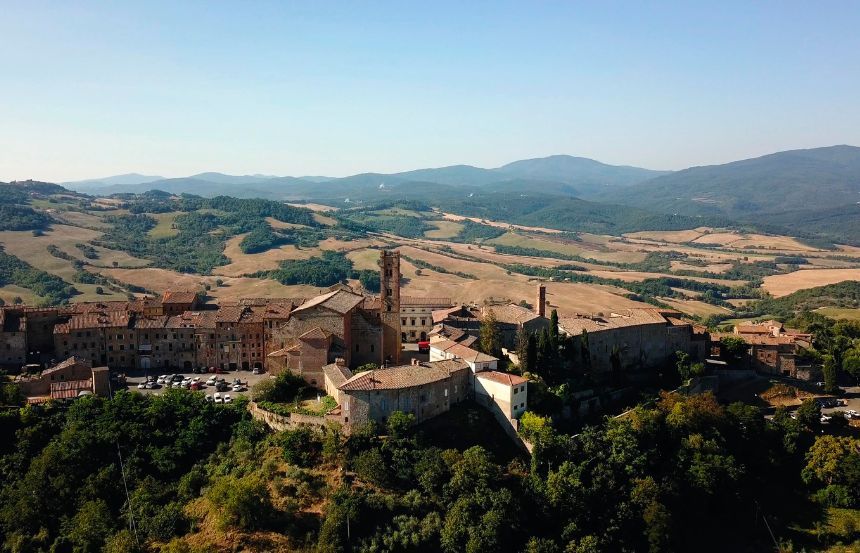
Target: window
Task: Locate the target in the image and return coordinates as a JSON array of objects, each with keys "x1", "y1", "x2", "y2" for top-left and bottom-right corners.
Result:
[
  {"x1": 355, "y1": 344, "x2": 360, "y2": 352},
  {"x1": 370, "y1": 344, "x2": 375, "y2": 352},
  {"x1": 401, "y1": 318, "x2": 407, "y2": 325}
]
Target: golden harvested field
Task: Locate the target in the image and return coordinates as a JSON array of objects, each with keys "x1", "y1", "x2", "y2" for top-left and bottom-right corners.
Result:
[
  {"x1": 670, "y1": 260, "x2": 734, "y2": 273},
  {"x1": 586, "y1": 270, "x2": 748, "y2": 287},
  {"x1": 762, "y1": 269, "x2": 860, "y2": 297},
  {"x1": 264, "y1": 217, "x2": 311, "y2": 230},
  {"x1": 488, "y1": 232, "x2": 648, "y2": 264},
  {"x1": 215, "y1": 235, "x2": 384, "y2": 277},
  {"x1": 346, "y1": 248, "x2": 383, "y2": 271},
  {"x1": 659, "y1": 298, "x2": 733, "y2": 318},
  {"x1": 390, "y1": 244, "x2": 650, "y2": 314},
  {"x1": 691, "y1": 232, "x2": 817, "y2": 251},
  {"x1": 0, "y1": 285, "x2": 39, "y2": 305},
  {"x1": 287, "y1": 202, "x2": 336, "y2": 212},
  {"x1": 0, "y1": 226, "x2": 131, "y2": 301},
  {"x1": 52, "y1": 210, "x2": 111, "y2": 230},
  {"x1": 424, "y1": 220, "x2": 464, "y2": 239},
  {"x1": 215, "y1": 234, "x2": 318, "y2": 277},
  {"x1": 441, "y1": 212, "x2": 563, "y2": 234},
  {"x1": 624, "y1": 229, "x2": 708, "y2": 243},
  {"x1": 99, "y1": 267, "x2": 323, "y2": 301}
]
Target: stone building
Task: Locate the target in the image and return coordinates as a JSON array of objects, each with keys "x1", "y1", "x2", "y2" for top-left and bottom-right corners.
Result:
[
  {"x1": 161, "y1": 290, "x2": 200, "y2": 316},
  {"x1": 558, "y1": 308, "x2": 708, "y2": 374},
  {"x1": 335, "y1": 358, "x2": 471, "y2": 426},
  {"x1": 14, "y1": 356, "x2": 111, "y2": 403},
  {"x1": 0, "y1": 308, "x2": 27, "y2": 367},
  {"x1": 474, "y1": 370, "x2": 529, "y2": 420},
  {"x1": 431, "y1": 296, "x2": 549, "y2": 350}
]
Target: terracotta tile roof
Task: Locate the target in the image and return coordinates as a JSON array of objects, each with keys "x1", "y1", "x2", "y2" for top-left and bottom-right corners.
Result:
[
  {"x1": 476, "y1": 370, "x2": 528, "y2": 387},
  {"x1": 430, "y1": 340, "x2": 497, "y2": 363},
  {"x1": 55, "y1": 311, "x2": 132, "y2": 332},
  {"x1": 432, "y1": 306, "x2": 467, "y2": 324},
  {"x1": 484, "y1": 304, "x2": 542, "y2": 325},
  {"x1": 292, "y1": 290, "x2": 364, "y2": 315},
  {"x1": 216, "y1": 306, "x2": 246, "y2": 323},
  {"x1": 50, "y1": 379, "x2": 92, "y2": 399},
  {"x1": 43, "y1": 356, "x2": 91, "y2": 375},
  {"x1": 134, "y1": 316, "x2": 168, "y2": 329},
  {"x1": 559, "y1": 308, "x2": 669, "y2": 335},
  {"x1": 162, "y1": 290, "x2": 198, "y2": 304},
  {"x1": 299, "y1": 327, "x2": 330, "y2": 341},
  {"x1": 459, "y1": 335, "x2": 478, "y2": 348},
  {"x1": 338, "y1": 360, "x2": 468, "y2": 391},
  {"x1": 267, "y1": 347, "x2": 291, "y2": 357},
  {"x1": 323, "y1": 363, "x2": 353, "y2": 388},
  {"x1": 72, "y1": 301, "x2": 131, "y2": 314}
]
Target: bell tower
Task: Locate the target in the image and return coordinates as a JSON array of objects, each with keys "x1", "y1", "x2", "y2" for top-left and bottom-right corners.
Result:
[{"x1": 379, "y1": 250, "x2": 401, "y2": 366}]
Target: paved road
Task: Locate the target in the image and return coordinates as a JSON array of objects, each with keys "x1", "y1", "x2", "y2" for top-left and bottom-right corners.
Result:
[{"x1": 123, "y1": 368, "x2": 272, "y2": 400}]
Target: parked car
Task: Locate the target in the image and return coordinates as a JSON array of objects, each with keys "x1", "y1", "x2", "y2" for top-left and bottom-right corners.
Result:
[
  {"x1": 171, "y1": 374, "x2": 183, "y2": 383},
  {"x1": 231, "y1": 384, "x2": 243, "y2": 392},
  {"x1": 820, "y1": 415, "x2": 832, "y2": 423},
  {"x1": 145, "y1": 381, "x2": 158, "y2": 390},
  {"x1": 206, "y1": 377, "x2": 217, "y2": 386},
  {"x1": 190, "y1": 382, "x2": 203, "y2": 391},
  {"x1": 137, "y1": 382, "x2": 147, "y2": 390},
  {"x1": 205, "y1": 395, "x2": 214, "y2": 402},
  {"x1": 223, "y1": 394, "x2": 232, "y2": 404},
  {"x1": 213, "y1": 393, "x2": 223, "y2": 404},
  {"x1": 215, "y1": 382, "x2": 229, "y2": 392},
  {"x1": 252, "y1": 367, "x2": 263, "y2": 375},
  {"x1": 156, "y1": 374, "x2": 169, "y2": 384}
]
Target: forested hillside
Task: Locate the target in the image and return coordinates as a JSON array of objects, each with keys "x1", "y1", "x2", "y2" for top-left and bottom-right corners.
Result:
[{"x1": 0, "y1": 389, "x2": 855, "y2": 552}]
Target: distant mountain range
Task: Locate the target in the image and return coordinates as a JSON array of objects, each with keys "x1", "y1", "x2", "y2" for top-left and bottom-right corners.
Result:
[
  {"x1": 52, "y1": 145, "x2": 860, "y2": 243},
  {"x1": 61, "y1": 154, "x2": 669, "y2": 199}
]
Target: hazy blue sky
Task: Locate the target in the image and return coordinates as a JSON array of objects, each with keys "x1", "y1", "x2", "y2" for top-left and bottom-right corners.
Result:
[{"x1": 1, "y1": 1, "x2": 859, "y2": 181}]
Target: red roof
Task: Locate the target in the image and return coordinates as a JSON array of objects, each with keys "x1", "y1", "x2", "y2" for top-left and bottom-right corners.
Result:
[{"x1": 476, "y1": 370, "x2": 528, "y2": 386}]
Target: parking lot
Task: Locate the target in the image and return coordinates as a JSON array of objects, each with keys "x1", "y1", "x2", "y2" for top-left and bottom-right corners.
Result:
[{"x1": 124, "y1": 368, "x2": 272, "y2": 402}]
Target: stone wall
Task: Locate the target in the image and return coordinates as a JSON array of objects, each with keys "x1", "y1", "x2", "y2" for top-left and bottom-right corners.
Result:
[{"x1": 247, "y1": 401, "x2": 332, "y2": 432}]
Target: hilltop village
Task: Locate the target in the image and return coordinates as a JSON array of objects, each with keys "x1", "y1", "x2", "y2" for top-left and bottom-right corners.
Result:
[{"x1": 3, "y1": 250, "x2": 819, "y2": 433}]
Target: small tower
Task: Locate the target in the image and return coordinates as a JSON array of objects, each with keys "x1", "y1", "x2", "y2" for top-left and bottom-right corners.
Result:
[
  {"x1": 536, "y1": 284, "x2": 546, "y2": 318},
  {"x1": 379, "y1": 250, "x2": 402, "y2": 365}
]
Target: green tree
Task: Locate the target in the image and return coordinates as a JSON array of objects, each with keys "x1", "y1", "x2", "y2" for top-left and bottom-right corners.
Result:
[
  {"x1": 795, "y1": 398, "x2": 821, "y2": 429},
  {"x1": 822, "y1": 353, "x2": 839, "y2": 394},
  {"x1": 549, "y1": 309, "x2": 559, "y2": 350},
  {"x1": 480, "y1": 309, "x2": 501, "y2": 357},
  {"x1": 386, "y1": 411, "x2": 416, "y2": 438},
  {"x1": 719, "y1": 336, "x2": 748, "y2": 359},
  {"x1": 65, "y1": 499, "x2": 114, "y2": 552},
  {"x1": 205, "y1": 474, "x2": 273, "y2": 531},
  {"x1": 802, "y1": 435, "x2": 860, "y2": 507},
  {"x1": 515, "y1": 327, "x2": 530, "y2": 370},
  {"x1": 353, "y1": 448, "x2": 387, "y2": 485}
]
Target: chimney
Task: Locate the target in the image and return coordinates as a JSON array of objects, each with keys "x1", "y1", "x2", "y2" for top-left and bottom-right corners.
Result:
[
  {"x1": 335, "y1": 357, "x2": 346, "y2": 367},
  {"x1": 536, "y1": 284, "x2": 546, "y2": 318},
  {"x1": 411, "y1": 358, "x2": 420, "y2": 366}
]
